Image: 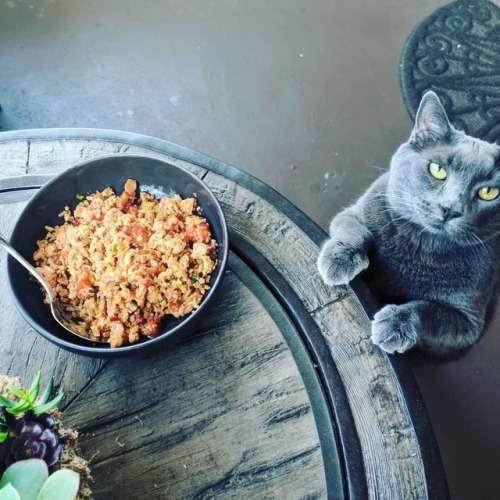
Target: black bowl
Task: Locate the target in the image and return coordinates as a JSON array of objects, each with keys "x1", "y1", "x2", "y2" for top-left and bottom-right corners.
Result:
[{"x1": 7, "y1": 154, "x2": 229, "y2": 358}]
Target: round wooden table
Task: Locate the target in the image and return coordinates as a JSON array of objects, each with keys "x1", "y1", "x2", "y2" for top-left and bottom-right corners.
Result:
[{"x1": 0, "y1": 129, "x2": 447, "y2": 499}]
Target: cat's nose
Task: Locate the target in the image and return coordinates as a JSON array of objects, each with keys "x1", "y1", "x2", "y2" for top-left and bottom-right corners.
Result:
[{"x1": 440, "y1": 205, "x2": 461, "y2": 222}]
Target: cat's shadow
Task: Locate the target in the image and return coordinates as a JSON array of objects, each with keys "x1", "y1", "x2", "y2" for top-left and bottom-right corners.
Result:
[{"x1": 406, "y1": 346, "x2": 472, "y2": 367}]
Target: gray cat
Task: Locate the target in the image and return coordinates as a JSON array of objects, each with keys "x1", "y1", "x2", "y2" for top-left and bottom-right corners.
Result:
[{"x1": 317, "y1": 91, "x2": 500, "y2": 356}]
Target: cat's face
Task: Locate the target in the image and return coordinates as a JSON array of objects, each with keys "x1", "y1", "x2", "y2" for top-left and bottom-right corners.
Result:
[{"x1": 388, "y1": 91, "x2": 500, "y2": 243}]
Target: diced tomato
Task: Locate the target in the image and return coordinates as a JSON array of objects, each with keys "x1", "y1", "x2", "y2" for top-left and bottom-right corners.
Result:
[
  {"x1": 120, "y1": 192, "x2": 132, "y2": 211},
  {"x1": 124, "y1": 178, "x2": 137, "y2": 194},
  {"x1": 73, "y1": 267, "x2": 93, "y2": 299},
  {"x1": 165, "y1": 223, "x2": 180, "y2": 233},
  {"x1": 184, "y1": 222, "x2": 210, "y2": 243},
  {"x1": 50, "y1": 254, "x2": 63, "y2": 266},
  {"x1": 147, "y1": 267, "x2": 162, "y2": 277},
  {"x1": 91, "y1": 210, "x2": 104, "y2": 221},
  {"x1": 142, "y1": 277, "x2": 154, "y2": 287},
  {"x1": 144, "y1": 319, "x2": 160, "y2": 337},
  {"x1": 119, "y1": 179, "x2": 138, "y2": 212},
  {"x1": 122, "y1": 223, "x2": 150, "y2": 249}
]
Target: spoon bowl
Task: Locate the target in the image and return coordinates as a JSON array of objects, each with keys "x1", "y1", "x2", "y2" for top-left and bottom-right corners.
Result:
[
  {"x1": 0, "y1": 234, "x2": 107, "y2": 343},
  {"x1": 6, "y1": 154, "x2": 228, "y2": 358}
]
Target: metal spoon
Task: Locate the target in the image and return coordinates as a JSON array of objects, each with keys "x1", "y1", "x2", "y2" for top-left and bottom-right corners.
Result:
[{"x1": 0, "y1": 234, "x2": 107, "y2": 343}]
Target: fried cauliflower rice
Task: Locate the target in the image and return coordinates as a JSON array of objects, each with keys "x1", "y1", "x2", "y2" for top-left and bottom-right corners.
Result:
[{"x1": 33, "y1": 179, "x2": 218, "y2": 348}]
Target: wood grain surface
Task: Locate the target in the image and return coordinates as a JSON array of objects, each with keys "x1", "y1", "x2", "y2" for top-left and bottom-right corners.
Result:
[
  {"x1": 0, "y1": 130, "x2": 432, "y2": 499},
  {"x1": 0, "y1": 202, "x2": 327, "y2": 498}
]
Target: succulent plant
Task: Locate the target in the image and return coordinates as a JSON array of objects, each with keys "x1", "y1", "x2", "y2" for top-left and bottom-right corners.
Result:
[
  {"x1": 0, "y1": 372, "x2": 64, "y2": 472},
  {"x1": 0, "y1": 458, "x2": 79, "y2": 500},
  {"x1": 0, "y1": 371, "x2": 63, "y2": 421}
]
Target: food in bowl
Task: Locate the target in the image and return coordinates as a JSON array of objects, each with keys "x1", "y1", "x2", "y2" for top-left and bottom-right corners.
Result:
[{"x1": 32, "y1": 178, "x2": 218, "y2": 348}]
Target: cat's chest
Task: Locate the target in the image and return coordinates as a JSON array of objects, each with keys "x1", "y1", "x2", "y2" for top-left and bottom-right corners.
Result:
[{"x1": 365, "y1": 225, "x2": 487, "y2": 303}]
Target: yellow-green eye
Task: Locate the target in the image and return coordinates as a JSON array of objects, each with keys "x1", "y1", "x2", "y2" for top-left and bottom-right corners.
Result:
[
  {"x1": 428, "y1": 161, "x2": 447, "y2": 180},
  {"x1": 477, "y1": 186, "x2": 499, "y2": 201}
]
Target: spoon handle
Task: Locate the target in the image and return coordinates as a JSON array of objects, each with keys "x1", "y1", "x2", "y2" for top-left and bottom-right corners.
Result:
[{"x1": 0, "y1": 235, "x2": 54, "y2": 300}]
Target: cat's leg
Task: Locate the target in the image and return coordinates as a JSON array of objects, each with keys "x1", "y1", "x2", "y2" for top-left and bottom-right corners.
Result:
[
  {"x1": 371, "y1": 300, "x2": 482, "y2": 355},
  {"x1": 317, "y1": 206, "x2": 373, "y2": 286}
]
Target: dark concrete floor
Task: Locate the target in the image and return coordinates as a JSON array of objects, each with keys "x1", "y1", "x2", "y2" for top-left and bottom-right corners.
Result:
[{"x1": 1, "y1": 0, "x2": 498, "y2": 498}]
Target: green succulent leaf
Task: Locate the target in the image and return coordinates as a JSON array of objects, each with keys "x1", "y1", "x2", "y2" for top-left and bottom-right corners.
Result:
[
  {"x1": 32, "y1": 394, "x2": 64, "y2": 416},
  {"x1": 0, "y1": 483, "x2": 21, "y2": 500},
  {"x1": 0, "y1": 431, "x2": 8, "y2": 444},
  {"x1": 0, "y1": 461, "x2": 80, "y2": 500},
  {"x1": 37, "y1": 377, "x2": 54, "y2": 406},
  {"x1": 7, "y1": 389, "x2": 28, "y2": 401},
  {"x1": 36, "y1": 469, "x2": 79, "y2": 500},
  {"x1": 0, "y1": 396, "x2": 17, "y2": 409},
  {"x1": 28, "y1": 371, "x2": 42, "y2": 400},
  {"x1": 6, "y1": 400, "x2": 32, "y2": 416},
  {"x1": 1, "y1": 372, "x2": 63, "y2": 416},
  {"x1": 0, "y1": 459, "x2": 48, "y2": 500}
]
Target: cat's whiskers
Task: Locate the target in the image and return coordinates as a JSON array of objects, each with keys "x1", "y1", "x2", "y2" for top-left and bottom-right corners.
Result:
[
  {"x1": 380, "y1": 215, "x2": 413, "y2": 232},
  {"x1": 393, "y1": 197, "x2": 428, "y2": 225},
  {"x1": 415, "y1": 225, "x2": 430, "y2": 243},
  {"x1": 461, "y1": 234, "x2": 485, "y2": 263},
  {"x1": 377, "y1": 191, "x2": 422, "y2": 214},
  {"x1": 365, "y1": 185, "x2": 422, "y2": 231},
  {"x1": 371, "y1": 165, "x2": 389, "y2": 173},
  {"x1": 465, "y1": 231, "x2": 494, "y2": 259}
]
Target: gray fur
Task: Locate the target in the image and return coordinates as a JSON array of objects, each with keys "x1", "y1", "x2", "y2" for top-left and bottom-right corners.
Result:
[{"x1": 318, "y1": 91, "x2": 500, "y2": 355}]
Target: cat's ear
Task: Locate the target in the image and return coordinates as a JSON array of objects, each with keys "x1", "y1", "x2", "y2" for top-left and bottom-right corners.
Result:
[{"x1": 410, "y1": 91, "x2": 453, "y2": 146}]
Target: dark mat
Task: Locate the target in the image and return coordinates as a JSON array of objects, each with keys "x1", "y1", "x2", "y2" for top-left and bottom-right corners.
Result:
[{"x1": 399, "y1": 0, "x2": 500, "y2": 144}]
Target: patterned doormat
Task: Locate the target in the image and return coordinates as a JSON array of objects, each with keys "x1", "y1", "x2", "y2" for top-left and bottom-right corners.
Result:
[{"x1": 399, "y1": 0, "x2": 500, "y2": 143}]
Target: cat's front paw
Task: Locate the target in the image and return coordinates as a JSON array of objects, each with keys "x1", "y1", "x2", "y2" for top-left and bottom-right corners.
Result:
[
  {"x1": 371, "y1": 304, "x2": 419, "y2": 354},
  {"x1": 318, "y1": 239, "x2": 369, "y2": 286}
]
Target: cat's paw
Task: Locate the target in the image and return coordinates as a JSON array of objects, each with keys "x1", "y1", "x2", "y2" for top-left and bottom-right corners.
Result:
[
  {"x1": 318, "y1": 239, "x2": 369, "y2": 286},
  {"x1": 371, "y1": 304, "x2": 419, "y2": 354}
]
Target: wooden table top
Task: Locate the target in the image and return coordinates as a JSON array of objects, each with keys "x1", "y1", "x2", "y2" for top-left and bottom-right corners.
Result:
[{"x1": 0, "y1": 128, "x2": 447, "y2": 499}]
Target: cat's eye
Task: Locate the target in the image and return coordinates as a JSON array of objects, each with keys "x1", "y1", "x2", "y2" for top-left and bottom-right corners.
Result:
[
  {"x1": 477, "y1": 186, "x2": 499, "y2": 201},
  {"x1": 428, "y1": 161, "x2": 447, "y2": 180}
]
